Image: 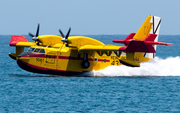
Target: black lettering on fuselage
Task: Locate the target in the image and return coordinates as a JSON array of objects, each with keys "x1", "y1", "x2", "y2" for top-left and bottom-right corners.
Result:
[{"x1": 36, "y1": 58, "x2": 44, "y2": 63}]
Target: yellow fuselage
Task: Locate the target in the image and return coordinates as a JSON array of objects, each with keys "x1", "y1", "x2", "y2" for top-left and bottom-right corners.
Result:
[{"x1": 11, "y1": 35, "x2": 150, "y2": 76}]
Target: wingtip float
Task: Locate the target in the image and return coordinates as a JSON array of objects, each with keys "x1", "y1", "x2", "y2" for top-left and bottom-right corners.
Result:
[{"x1": 9, "y1": 15, "x2": 173, "y2": 76}]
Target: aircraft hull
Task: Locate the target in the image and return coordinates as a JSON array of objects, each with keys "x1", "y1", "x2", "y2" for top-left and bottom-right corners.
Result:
[{"x1": 17, "y1": 59, "x2": 83, "y2": 76}]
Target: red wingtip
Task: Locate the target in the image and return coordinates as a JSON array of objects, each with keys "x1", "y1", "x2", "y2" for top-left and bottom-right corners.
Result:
[
  {"x1": 10, "y1": 35, "x2": 29, "y2": 46},
  {"x1": 166, "y1": 43, "x2": 174, "y2": 46},
  {"x1": 145, "y1": 41, "x2": 174, "y2": 46}
]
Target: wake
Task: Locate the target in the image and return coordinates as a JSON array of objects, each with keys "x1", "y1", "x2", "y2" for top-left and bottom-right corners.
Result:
[{"x1": 93, "y1": 57, "x2": 180, "y2": 77}]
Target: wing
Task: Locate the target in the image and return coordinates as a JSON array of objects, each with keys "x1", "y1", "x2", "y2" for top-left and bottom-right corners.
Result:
[
  {"x1": 78, "y1": 45, "x2": 125, "y2": 57},
  {"x1": 79, "y1": 45, "x2": 124, "y2": 52},
  {"x1": 9, "y1": 35, "x2": 35, "y2": 60},
  {"x1": 10, "y1": 35, "x2": 34, "y2": 47},
  {"x1": 15, "y1": 42, "x2": 34, "y2": 47}
]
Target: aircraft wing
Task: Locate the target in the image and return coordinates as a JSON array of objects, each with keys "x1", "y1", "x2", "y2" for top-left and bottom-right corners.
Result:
[
  {"x1": 9, "y1": 35, "x2": 35, "y2": 60},
  {"x1": 14, "y1": 42, "x2": 34, "y2": 47},
  {"x1": 9, "y1": 35, "x2": 34, "y2": 47},
  {"x1": 78, "y1": 45, "x2": 124, "y2": 52}
]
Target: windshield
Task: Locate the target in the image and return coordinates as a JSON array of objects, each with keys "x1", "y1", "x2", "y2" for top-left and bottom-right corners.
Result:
[
  {"x1": 39, "y1": 49, "x2": 45, "y2": 53},
  {"x1": 27, "y1": 47, "x2": 45, "y2": 53},
  {"x1": 28, "y1": 48, "x2": 35, "y2": 52},
  {"x1": 34, "y1": 49, "x2": 40, "y2": 53}
]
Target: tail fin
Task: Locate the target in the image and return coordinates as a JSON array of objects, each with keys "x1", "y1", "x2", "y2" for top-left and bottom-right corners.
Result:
[
  {"x1": 133, "y1": 15, "x2": 161, "y2": 58},
  {"x1": 133, "y1": 15, "x2": 161, "y2": 41}
]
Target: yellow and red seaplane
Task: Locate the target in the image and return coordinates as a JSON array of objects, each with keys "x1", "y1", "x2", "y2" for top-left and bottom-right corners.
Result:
[{"x1": 9, "y1": 15, "x2": 172, "y2": 76}]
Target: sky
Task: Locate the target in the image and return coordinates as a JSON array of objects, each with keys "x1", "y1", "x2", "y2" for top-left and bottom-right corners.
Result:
[{"x1": 0, "y1": 0, "x2": 179, "y2": 35}]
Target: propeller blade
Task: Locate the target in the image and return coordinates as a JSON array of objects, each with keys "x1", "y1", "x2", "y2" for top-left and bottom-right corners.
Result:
[
  {"x1": 65, "y1": 27, "x2": 71, "y2": 39},
  {"x1": 29, "y1": 32, "x2": 34, "y2": 37},
  {"x1": 36, "y1": 23, "x2": 40, "y2": 37},
  {"x1": 59, "y1": 29, "x2": 65, "y2": 38}
]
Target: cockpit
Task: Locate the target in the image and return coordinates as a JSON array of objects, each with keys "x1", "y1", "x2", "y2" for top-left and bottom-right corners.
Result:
[
  {"x1": 27, "y1": 47, "x2": 45, "y2": 53},
  {"x1": 18, "y1": 47, "x2": 46, "y2": 57}
]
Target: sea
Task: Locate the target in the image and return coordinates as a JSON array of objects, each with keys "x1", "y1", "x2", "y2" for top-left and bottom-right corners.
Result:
[{"x1": 0, "y1": 34, "x2": 180, "y2": 112}]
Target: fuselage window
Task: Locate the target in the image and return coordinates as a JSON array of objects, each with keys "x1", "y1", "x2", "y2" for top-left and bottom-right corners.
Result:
[
  {"x1": 34, "y1": 49, "x2": 40, "y2": 53},
  {"x1": 39, "y1": 49, "x2": 45, "y2": 53},
  {"x1": 28, "y1": 48, "x2": 35, "y2": 52}
]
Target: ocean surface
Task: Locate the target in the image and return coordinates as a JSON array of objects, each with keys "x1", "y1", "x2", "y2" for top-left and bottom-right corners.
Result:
[{"x1": 1, "y1": 35, "x2": 180, "y2": 112}]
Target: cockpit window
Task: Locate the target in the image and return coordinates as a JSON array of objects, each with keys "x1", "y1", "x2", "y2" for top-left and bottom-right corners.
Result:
[
  {"x1": 28, "y1": 48, "x2": 35, "y2": 52},
  {"x1": 39, "y1": 49, "x2": 45, "y2": 53},
  {"x1": 27, "y1": 47, "x2": 45, "y2": 53},
  {"x1": 34, "y1": 49, "x2": 40, "y2": 53}
]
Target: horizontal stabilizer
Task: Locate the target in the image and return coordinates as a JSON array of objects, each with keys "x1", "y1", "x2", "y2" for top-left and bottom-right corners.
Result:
[
  {"x1": 145, "y1": 41, "x2": 173, "y2": 46},
  {"x1": 126, "y1": 40, "x2": 156, "y2": 53},
  {"x1": 117, "y1": 33, "x2": 173, "y2": 53},
  {"x1": 10, "y1": 35, "x2": 29, "y2": 46},
  {"x1": 113, "y1": 33, "x2": 136, "y2": 46},
  {"x1": 143, "y1": 34, "x2": 173, "y2": 46},
  {"x1": 143, "y1": 34, "x2": 157, "y2": 41},
  {"x1": 118, "y1": 40, "x2": 156, "y2": 53},
  {"x1": 78, "y1": 45, "x2": 121, "y2": 52}
]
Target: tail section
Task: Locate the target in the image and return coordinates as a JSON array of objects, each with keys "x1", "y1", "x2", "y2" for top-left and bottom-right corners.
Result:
[
  {"x1": 133, "y1": 15, "x2": 153, "y2": 40},
  {"x1": 114, "y1": 15, "x2": 162, "y2": 59},
  {"x1": 113, "y1": 15, "x2": 157, "y2": 44},
  {"x1": 113, "y1": 15, "x2": 172, "y2": 67},
  {"x1": 127, "y1": 15, "x2": 161, "y2": 58},
  {"x1": 140, "y1": 16, "x2": 161, "y2": 58}
]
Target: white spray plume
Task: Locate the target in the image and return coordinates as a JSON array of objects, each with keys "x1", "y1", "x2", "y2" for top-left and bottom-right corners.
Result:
[{"x1": 93, "y1": 57, "x2": 180, "y2": 77}]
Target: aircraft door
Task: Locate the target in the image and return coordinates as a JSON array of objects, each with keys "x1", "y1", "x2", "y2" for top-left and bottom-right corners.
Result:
[{"x1": 46, "y1": 53, "x2": 57, "y2": 69}]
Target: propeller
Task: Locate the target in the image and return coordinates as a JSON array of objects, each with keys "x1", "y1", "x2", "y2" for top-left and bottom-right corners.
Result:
[
  {"x1": 59, "y1": 27, "x2": 71, "y2": 44},
  {"x1": 29, "y1": 24, "x2": 41, "y2": 45}
]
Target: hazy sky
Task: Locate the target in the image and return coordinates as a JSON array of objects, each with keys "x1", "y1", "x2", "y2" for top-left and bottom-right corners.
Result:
[{"x1": 0, "y1": 0, "x2": 179, "y2": 35}]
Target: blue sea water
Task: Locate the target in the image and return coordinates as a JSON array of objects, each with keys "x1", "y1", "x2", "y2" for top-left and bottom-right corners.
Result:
[{"x1": 1, "y1": 35, "x2": 180, "y2": 112}]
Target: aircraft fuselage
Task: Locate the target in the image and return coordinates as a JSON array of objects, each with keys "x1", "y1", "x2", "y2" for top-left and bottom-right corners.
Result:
[{"x1": 16, "y1": 46, "x2": 129, "y2": 76}]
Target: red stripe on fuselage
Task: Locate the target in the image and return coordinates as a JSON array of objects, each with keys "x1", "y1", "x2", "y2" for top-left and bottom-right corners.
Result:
[
  {"x1": 21, "y1": 54, "x2": 109, "y2": 62},
  {"x1": 22, "y1": 54, "x2": 46, "y2": 58},
  {"x1": 98, "y1": 59, "x2": 110, "y2": 62}
]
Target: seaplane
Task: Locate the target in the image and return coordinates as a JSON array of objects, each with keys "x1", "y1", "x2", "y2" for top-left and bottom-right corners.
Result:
[{"x1": 9, "y1": 15, "x2": 172, "y2": 76}]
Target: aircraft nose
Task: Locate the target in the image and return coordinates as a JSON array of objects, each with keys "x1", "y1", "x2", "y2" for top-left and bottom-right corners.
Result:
[
  {"x1": 17, "y1": 52, "x2": 33, "y2": 61},
  {"x1": 17, "y1": 52, "x2": 31, "y2": 62},
  {"x1": 18, "y1": 52, "x2": 33, "y2": 57}
]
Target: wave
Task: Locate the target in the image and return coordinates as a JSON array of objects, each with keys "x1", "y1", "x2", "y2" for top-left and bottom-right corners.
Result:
[{"x1": 93, "y1": 57, "x2": 180, "y2": 77}]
